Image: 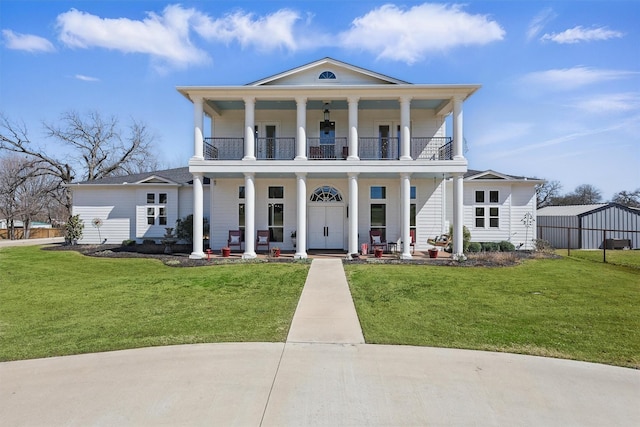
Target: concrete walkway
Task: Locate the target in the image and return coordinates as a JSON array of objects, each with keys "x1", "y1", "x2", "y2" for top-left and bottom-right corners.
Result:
[{"x1": 1, "y1": 259, "x2": 639, "y2": 426}]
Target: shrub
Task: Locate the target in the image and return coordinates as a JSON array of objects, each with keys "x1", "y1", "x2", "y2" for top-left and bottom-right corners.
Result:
[
  {"x1": 534, "y1": 239, "x2": 554, "y2": 253},
  {"x1": 142, "y1": 239, "x2": 157, "y2": 245},
  {"x1": 448, "y1": 225, "x2": 472, "y2": 253},
  {"x1": 468, "y1": 242, "x2": 482, "y2": 253},
  {"x1": 65, "y1": 215, "x2": 84, "y2": 244},
  {"x1": 481, "y1": 242, "x2": 500, "y2": 252},
  {"x1": 175, "y1": 215, "x2": 210, "y2": 243},
  {"x1": 499, "y1": 241, "x2": 515, "y2": 252},
  {"x1": 121, "y1": 239, "x2": 136, "y2": 247}
]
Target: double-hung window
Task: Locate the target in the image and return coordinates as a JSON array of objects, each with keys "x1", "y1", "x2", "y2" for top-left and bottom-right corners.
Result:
[
  {"x1": 474, "y1": 190, "x2": 499, "y2": 228},
  {"x1": 268, "y1": 186, "x2": 284, "y2": 242},
  {"x1": 146, "y1": 192, "x2": 167, "y2": 226},
  {"x1": 370, "y1": 186, "x2": 387, "y2": 241}
]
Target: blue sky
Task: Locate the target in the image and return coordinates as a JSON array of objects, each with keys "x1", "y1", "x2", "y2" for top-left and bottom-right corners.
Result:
[{"x1": 1, "y1": 0, "x2": 638, "y2": 200}]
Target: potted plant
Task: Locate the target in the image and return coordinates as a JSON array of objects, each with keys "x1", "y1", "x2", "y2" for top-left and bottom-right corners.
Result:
[
  {"x1": 270, "y1": 246, "x2": 281, "y2": 258},
  {"x1": 290, "y1": 230, "x2": 296, "y2": 248},
  {"x1": 428, "y1": 248, "x2": 439, "y2": 258},
  {"x1": 221, "y1": 247, "x2": 231, "y2": 257},
  {"x1": 374, "y1": 247, "x2": 383, "y2": 258}
]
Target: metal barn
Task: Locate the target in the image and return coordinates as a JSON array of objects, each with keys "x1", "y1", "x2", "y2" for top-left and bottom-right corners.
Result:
[{"x1": 537, "y1": 203, "x2": 639, "y2": 249}]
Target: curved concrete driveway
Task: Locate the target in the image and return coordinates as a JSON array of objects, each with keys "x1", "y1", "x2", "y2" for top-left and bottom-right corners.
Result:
[{"x1": 1, "y1": 259, "x2": 638, "y2": 426}]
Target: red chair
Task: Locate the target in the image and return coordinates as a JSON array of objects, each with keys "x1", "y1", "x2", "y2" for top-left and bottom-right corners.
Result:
[
  {"x1": 256, "y1": 230, "x2": 270, "y2": 252},
  {"x1": 227, "y1": 230, "x2": 242, "y2": 251},
  {"x1": 410, "y1": 229, "x2": 416, "y2": 254},
  {"x1": 369, "y1": 230, "x2": 387, "y2": 254}
]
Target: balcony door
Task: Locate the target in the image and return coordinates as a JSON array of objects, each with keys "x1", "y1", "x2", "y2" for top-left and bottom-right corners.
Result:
[
  {"x1": 319, "y1": 121, "x2": 336, "y2": 158},
  {"x1": 255, "y1": 123, "x2": 277, "y2": 159}
]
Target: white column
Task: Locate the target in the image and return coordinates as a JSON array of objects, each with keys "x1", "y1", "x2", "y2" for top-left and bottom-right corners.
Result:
[
  {"x1": 243, "y1": 97, "x2": 256, "y2": 160},
  {"x1": 295, "y1": 173, "x2": 307, "y2": 259},
  {"x1": 348, "y1": 172, "x2": 359, "y2": 255},
  {"x1": 452, "y1": 95, "x2": 464, "y2": 160},
  {"x1": 400, "y1": 96, "x2": 412, "y2": 160},
  {"x1": 295, "y1": 97, "x2": 307, "y2": 160},
  {"x1": 189, "y1": 173, "x2": 205, "y2": 259},
  {"x1": 209, "y1": 177, "x2": 215, "y2": 250},
  {"x1": 193, "y1": 96, "x2": 204, "y2": 160},
  {"x1": 400, "y1": 173, "x2": 412, "y2": 259},
  {"x1": 347, "y1": 97, "x2": 359, "y2": 160},
  {"x1": 452, "y1": 172, "x2": 465, "y2": 259},
  {"x1": 243, "y1": 173, "x2": 257, "y2": 259}
]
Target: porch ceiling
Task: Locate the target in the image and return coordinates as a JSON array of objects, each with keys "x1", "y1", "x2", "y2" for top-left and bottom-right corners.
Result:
[{"x1": 206, "y1": 99, "x2": 445, "y2": 112}]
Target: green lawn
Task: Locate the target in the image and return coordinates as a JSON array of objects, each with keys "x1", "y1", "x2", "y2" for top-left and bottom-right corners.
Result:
[
  {"x1": 563, "y1": 249, "x2": 640, "y2": 269},
  {"x1": 345, "y1": 256, "x2": 640, "y2": 368},
  {"x1": 0, "y1": 246, "x2": 308, "y2": 361}
]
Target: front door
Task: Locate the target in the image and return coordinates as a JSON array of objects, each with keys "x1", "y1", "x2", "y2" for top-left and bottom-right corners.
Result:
[{"x1": 308, "y1": 205, "x2": 344, "y2": 249}]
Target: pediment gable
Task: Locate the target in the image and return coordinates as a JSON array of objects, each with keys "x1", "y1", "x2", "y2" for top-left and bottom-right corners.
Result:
[
  {"x1": 135, "y1": 176, "x2": 179, "y2": 185},
  {"x1": 466, "y1": 170, "x2": 515, "y2": 181},
  {"x1": 248, "y1": 57, "x2": 409, "y2": 86}
]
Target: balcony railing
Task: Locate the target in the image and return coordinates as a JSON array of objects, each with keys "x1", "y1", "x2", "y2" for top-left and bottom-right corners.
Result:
[
  {"x1": 411, "y1": 137, "x2": 453, "y2": 160},
  {"x1": 203, "y1": 136, "x2": 453, "y2": 161},
  {"x1": 204, "y1": 137, "x2": 243, "y2": 160},
  {"x1": 307, "y1": 137, "x2": 348, "y2": 160},
  {"x1": 256, "y1": 137, "x2": 296, "y2": 160}
]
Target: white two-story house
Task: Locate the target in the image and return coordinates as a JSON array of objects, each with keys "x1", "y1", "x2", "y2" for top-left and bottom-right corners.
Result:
[{"x1": 177, "y1": 57, "x2": 478, "y2": 259}]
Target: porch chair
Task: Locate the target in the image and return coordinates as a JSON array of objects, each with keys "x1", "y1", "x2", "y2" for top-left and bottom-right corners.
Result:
[
  {"x1": 227, "y1": 230, "x2": 242, "y2": 251},
  {"x1": 256, "y1": 230, "x2": 270, "y2": 252},
  {"x1": 427, "y1": 233, "x2": 451, "y2": 248},
  {"x1": 309, "y1": 146, "x2": 322, "y2": 159},
  {"x1": 410, "y1": 229, "x2": 416, "y2": 254},
  {"x1": 369, "y1": 229, "x2": 387, "y2": 254}
]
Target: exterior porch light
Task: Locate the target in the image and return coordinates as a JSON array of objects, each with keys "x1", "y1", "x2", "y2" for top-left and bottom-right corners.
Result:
[{"x1": 323, "y1": 103, "x2": 331, "y2": 133}]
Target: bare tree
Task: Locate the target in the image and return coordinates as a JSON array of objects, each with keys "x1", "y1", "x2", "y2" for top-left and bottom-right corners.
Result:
[
  {"x1": 612, "y1": 189, "x2": 640, "y2": 208},
  {"x1": 1, "y1": 111, "x2": 158, "y2": 217},
  {"x1": 0, "y1": 155, "x2": 50, "y2": 239},
  {"x1": 554, "y1": 184, "x2": 603, "y2": 205},
  {"x1": 536, "y1": 180, "x2": 562, "y2": 208}
]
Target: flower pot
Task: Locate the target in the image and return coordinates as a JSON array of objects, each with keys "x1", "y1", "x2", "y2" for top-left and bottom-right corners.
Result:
[
  {"x1": 374, "y1": 248, "x2": 383, "y2": 258},
  {"x1": 221, "y1": 247, "x2": 231, "y2": 257},
  {"x1": 428, "y1": 249, "x2": 438, "y2": 258}
]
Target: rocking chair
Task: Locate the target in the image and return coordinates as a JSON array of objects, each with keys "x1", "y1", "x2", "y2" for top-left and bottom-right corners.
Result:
[
  {"x1": 369, "y1": 229, "x2": 387, "y2": 254},
  {"x1": 256, "y1": 230, "x2": 270, "y2": 252},
  {"x1": 227, "y1": 230, "x2": 243, "y2": 251}
]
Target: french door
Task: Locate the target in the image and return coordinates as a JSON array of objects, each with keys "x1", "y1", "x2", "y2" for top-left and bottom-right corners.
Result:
[{"x1": 308, "y1": 205, "x2": 344, "y2": 249}]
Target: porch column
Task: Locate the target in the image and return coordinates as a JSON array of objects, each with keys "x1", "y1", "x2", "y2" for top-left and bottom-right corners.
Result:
[
  {"x1": 452, "y1": 172, "x2": 465, "y2": 259},
  {"x1": 295, "y1": 97, "x2": 307, "y2": 160},
  {"x1": 347, "y1": 97, "x2": 359, "y2": 160},
  {"x1": 243, "y1": 173, "x2": 257, "y2": 259},
  {"x1": 189, "y1": 173, "x2": 205, "y2": 259},
  {"x1": 295, "y1": 172, "x2": 307, "y2": 259},
  {"x1": 193, "y1": 96, "x2": 204, "y2": 160},
  {"x1": 400, "y1": 96, "x2": 412, "y2": 160},
  {"x1": 400, "y1": 173, "x2": 412, "y2": 259},
  {"x1": 348, "y1": 172, "x2": 359, "y2": 255},
  {"x1": 452, "y1": 95, "x2": 464, "y2": 160},
  {"x1": 209, "y1": 177, "x2": 214, "y2": 250},
  {"x1": 243, "y1": 97, "x2": 256, "y2": 160}
]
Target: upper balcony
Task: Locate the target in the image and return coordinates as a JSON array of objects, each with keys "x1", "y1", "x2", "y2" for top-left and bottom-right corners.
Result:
[{"x1": 204, "y1": 136, "x2": 453, "y2": 161}]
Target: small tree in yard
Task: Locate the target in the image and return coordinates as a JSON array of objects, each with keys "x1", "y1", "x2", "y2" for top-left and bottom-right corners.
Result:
[{"x1": 65, "y1": 215, "x2": 84, "y2": 244}]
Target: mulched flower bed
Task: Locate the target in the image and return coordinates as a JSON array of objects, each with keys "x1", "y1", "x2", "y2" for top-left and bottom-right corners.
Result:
[{"x1": 44, "y1": 243, "x2": 556, "y2": 268}]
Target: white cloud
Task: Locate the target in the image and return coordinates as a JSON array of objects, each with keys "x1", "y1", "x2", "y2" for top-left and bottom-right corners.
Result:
[
  {"x1": 339, "y1": 3, "x2": 505, "y2": 64},
  {"x1": 75, "y1": 74, "x2": 100, "y2": 82},
  {"x1": 573, "y1": 93, "x2": 640, "y2": 114},
  {"x1": 526, "y1": 7, "x2": 556, "y2": 41},
  {"x1": 193, "y1": 9, "x2": 302, "y2": 52},
  {"x1": 521, "y1": 67, "x2": 638, "y2": 91},
  {"x1": 2, "y1": 29, "x2": 55, "y2": 52},
  {"x1": 541, "y1": 26, "x2": 623, "y2": 44},
  {"x1": 56, "y1": 5, "x2": 209, "y2": 69}
]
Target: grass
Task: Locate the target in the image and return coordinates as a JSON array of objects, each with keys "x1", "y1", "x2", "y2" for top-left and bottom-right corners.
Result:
[
  {"x1": 562, "y1": 249, "x2": 640, "y2": 269},
  {"x1": 0, "y1": 246, "x2": 308, "y2": 361},
  {"x1": 345, "y1": 256, "x2": 640, "y2": 368}
]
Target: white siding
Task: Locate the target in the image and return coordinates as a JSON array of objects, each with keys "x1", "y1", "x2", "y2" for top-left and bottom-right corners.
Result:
[{"x1": 72, "y1": 187, "x2": 136, "y2": 244}]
